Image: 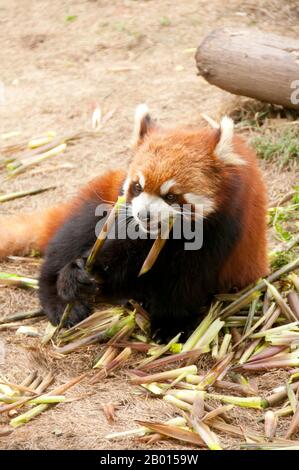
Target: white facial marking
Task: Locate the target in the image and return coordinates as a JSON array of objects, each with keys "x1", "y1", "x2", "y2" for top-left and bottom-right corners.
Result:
[
  {"x1": 215, "y1": 116, "x2": 245, "y2": 166},
  {"x1": 184, "y1": 193, "x2": 215, "y2": 217},
  {"x1": 123, "y1": 177, "x2": 131, "y2": 195},
  {"x1": 160, "y1": 178, "x2": 177, "y2": 195},
  {"x1": 131, "y1": 192, "x2": 174, "y2": 233},
  {"x1": 137, "y1": 172, "x2": 145, "y2": 189}
]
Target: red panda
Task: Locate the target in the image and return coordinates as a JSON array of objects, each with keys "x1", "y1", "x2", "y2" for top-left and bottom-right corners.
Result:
[{"x1": 0, "y1": 105, "x2": 268, "y2": 340}]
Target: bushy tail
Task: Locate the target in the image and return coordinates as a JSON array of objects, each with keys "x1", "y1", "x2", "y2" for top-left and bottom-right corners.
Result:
[
  {"x1": 0, "y1": 203, "x2": 73, "y2": 259},
  {"x1": 0, "y1": 170, "x2": 126, "y2": 260}
]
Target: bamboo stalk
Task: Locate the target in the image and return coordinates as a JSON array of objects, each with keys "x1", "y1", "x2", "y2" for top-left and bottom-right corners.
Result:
[
  {"x1": 250, "y1": 322, "x2": 299, "y2": 339},
  {"x1": 138, "y1": 217, "x2": 174, "y2": 276},
  {"x1": 0, "y1": 395, "x2": 66, "y2": 404},
  {"x1": 237, "y1": 356, "x2": 299, "y2": 371},
  {"x1": 195, "y1": 352, "x2": 234, "y2": 390},
  {"x1": 0, "y1": 272, "x2": 38, "y2": 289},
  {"x1": 136, "y1": 350, "x2": 202, "y2": 372},
  {"x1": 35, "y1": 372, "x2": 54, "y2": 394},
  {"x1": 266, "y1": 381, "x2": 299, "y2": 407},
  {"x1": 9, "y1": 373, "x2": 88, "y2": 426},
  {"x1": 136, "y1": 420, "x2": 205, "y2": 447},
  {"x1": 263, "y1": 280, "x2": 297, "y2": 321},
  {"x1": 218, "y1": 334, "x2": 232, "y2": 359},
  {"x1": 105, "y1": 417, "x2": 187, "y2": 440},
  {"x1": 288, "y1": 292, "x2": 299, "y2": 321},
  {"x1": 190, "y1": 416, "x2": 223, "y2": 450},
  {"x1": 0, "y1": 186, "x2": 56, "y2": 203},
  {"x1": 56, "y1": 196, "x2": 126, "y2": 332},
  {"x1": 163, "y1": 394, "x2": 194, "y2": 411},
  {"x1": 138, "y1": 333, "x2": 181, "y2": 368},
  {"x1": 285, "y1": 401, "x2": 299, "y2": 438},
  {"x1": 286, "y1": 381, "x2": 298, "y2": 414},
  {"x1": 220, "y1": 258, "x2": 299, "y2": 319},
  {"x1": 0, "y1": 380, "x2": 36, "y2": 395},
  {"x1": 168, "y1": 389, "x2": 267, "y2": 409},
  {"x1": 209, "y1": 417, "x2": 264, "y2": 442},
  {"x1": 21, "y1": 371, "x2": 38, "y2": 388},
  {"x1": 243, "y1": 297, "x2": 259, "y2": 334},
  {"x1": 202, "y1": 405, "x2": 234, "y2": 423},
  {"x1": 220, "y1": 291, "x2": 261, "y2": 319},
  {"x1": 28, "y1": 132, "x2": 56, "y2": 149},
  {"x1": 94, "y1": 347, "x2": 118, "y2": 369},
  {"x1": 129, "y1": 300, "x2": 151, "y2": 335},
  {"x1": 233, "y1": 304, "x2": 278, "y2": 353},
  {"x1": 131, "y1": 365, "x2": 197, "y2": 385},
  {"x1": 247, "y1": 345, "x2": 288, "y2": 363},
  {"x1": 90, "y1": 347, "x2": 132, "y2": 384},
  {"x1": 182, "y1": 306, "x2": 218, "y2": 352},
  {"x1": 85, "y1": 196, "x2": 126, "y2": 272},
  {"x1": 0, "y1": 309, "x2": 44, "y2": 325},
  {"x1": 238, "y1": 305, "x2": 280, "y2": 364},
  {"x1": 55, "y1": 328, "x2": 117, "y2": 355},
  {"x1": 289, "y1": 274, "x2": 299, "y2": 292},
  {"x1": 7, "y1": 144, "x2": 67, "y2": 178}
]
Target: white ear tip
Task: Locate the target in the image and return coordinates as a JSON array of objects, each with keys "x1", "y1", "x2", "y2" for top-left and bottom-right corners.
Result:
[
  {"x1": 135, "y1": 103, "x2": 149, "y2": 121},
  {"x1": 220, "y1": 116, "x2": 234, "y2": 132}
]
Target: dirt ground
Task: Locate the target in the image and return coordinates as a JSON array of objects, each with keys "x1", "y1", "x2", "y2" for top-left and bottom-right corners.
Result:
[{"x1": 0, "y1": 0, "x2": 298, "y2": 450}]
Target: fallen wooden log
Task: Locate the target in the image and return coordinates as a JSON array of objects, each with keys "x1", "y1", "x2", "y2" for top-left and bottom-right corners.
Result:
[{"x1": 196, "y1": 28, "x2": 299, "y2": 110}]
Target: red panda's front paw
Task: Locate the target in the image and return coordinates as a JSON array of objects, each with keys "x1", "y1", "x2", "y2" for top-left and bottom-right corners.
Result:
[
  {"x1": 62, "y1": 301, "x2": 93, "y2": 327},
  {"x1": 57, "y1": 258, "x2": 100, "y2": 303}
]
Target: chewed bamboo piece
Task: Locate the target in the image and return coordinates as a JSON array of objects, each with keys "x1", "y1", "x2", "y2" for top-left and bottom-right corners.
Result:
[
  {"x1": 85, "y1": 195, "x2": 126, "y2": 272},
  {"x1": 56, "y1": 196, "x2": 126, "y2": 332},
  {"x1": 138, "y1": 217, "x2": 174, "y2": 276}
]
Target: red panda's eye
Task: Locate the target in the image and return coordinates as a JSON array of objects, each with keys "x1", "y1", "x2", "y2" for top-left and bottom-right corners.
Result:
[
  {"x1": 132, "y1": 182, "x2": 143, "y2": 196},
  {"x1": 164, "y1": 193, "x2": 178, "y2": 203}
]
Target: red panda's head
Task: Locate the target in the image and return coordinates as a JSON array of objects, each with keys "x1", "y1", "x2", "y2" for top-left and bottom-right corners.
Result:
[{"x1": 123, "y1": 105, "x2": 245, "y2": 234}]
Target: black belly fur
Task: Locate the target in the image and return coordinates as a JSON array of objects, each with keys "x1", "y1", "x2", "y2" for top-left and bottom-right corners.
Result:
[{"x1": 39, "y1": 196, "x2": 242, "y2": 340}]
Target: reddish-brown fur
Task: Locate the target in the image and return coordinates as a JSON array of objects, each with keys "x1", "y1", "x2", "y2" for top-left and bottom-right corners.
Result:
[
  {"x1": 129, "y1": 126, "x2": 268, "y2": 289},
  {"x1": 219, "y1": 136, "x2": 268, "y2": 288},
  {"x1": 0, "y1": 170, "x2": 125, "y2": 258},
  {"x1": 0, "y1": 125, "x2": 268, "y2": 291}
]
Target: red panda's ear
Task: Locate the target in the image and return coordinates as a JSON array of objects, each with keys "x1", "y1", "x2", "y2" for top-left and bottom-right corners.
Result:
[
  {"x1": 132, "y1": 104, "x2": 157, "y2": 146},
  {"x1": 214, "y1": 116, "x2": 245, "y2": 166}
]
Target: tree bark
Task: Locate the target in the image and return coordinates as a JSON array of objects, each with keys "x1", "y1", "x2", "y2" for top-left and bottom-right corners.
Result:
[{"x1": 195, "y1": 28, "x2": 299, "y2": 110}]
